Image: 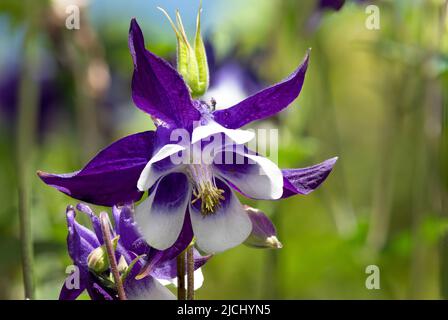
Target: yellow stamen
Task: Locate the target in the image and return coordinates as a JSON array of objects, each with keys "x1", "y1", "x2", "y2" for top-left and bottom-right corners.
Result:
[{"x1": 189, "y1": 165, "x2": 225, "y2": 216}]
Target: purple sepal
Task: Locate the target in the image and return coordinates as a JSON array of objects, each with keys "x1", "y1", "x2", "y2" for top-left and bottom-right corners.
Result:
[
  {"x1": 129, "y1": 19, "x2": 201, "y2": 129},
  {"x1": 282, "y1": 157, "x2": 337, "y2": 198},
  {"x1": 38, "y1": 131, "x2": 154, "y2": 206},
  {"x1": 212, "y1": 51, "x2": 310, "y2": 129}
]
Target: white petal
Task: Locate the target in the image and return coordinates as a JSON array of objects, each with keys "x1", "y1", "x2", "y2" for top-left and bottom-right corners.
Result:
[
  {"x1": 191, "y1": 120, "x2": 254, "y2": 145},
  {"x1": 190, "y1": 182, "x2": 252, "y2": 254},
  {"x1": 158, "y1": 278, "x2": 173, "y2": 287},
  {"x1": 193, "y1": 268, "x2": 205, "y2": 290},
  {"x1": 135, "y1": 173, "x2": 190, "y2": 250},
  {"x1": 126, "y1": 277, "x2": 176, "y2": 300},
  {"x1": 137, "y1": 144, "x2": 185, "y2": 191},
  {"x1": 214, "y1": 151, "x2": 283, "y2": 200},
  {"x1": 162, "y1": 268, "x2": 205, "y2": 291}
]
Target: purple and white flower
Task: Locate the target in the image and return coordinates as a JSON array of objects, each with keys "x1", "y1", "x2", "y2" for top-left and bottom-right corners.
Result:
[{"x1": 38, "y1": 18, "x2": 337, "y2": 255}]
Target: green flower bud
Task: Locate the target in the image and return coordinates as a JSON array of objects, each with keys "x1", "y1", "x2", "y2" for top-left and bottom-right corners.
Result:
[
  {"x1": 158, "y1": 4, "x2": 209, "y2": 98},
  {"x1": 117, "y1": 255, "x2": 128, "y2": 274},
  {"x1": 87, "y1": 236, "x2": 119, "y2": 273},
  {"x1": 87, "y1": 247, "x2": 108, "y2": 273}
]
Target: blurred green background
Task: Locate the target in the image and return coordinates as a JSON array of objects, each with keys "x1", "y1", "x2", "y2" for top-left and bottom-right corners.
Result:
[{"x1": 0, "y1": 0, "x2": 447, "y2": 299}]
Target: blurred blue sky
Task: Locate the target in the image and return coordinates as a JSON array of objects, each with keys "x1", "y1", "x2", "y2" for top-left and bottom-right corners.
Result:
[{"x1": 90, "y1": 0, "x2": 258, "y2": 36}]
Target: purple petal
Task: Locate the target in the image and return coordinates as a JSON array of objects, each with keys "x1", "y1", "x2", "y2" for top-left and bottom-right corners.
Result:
[
  {"x1": 66, "y1": 206, "x2": 99, "y2": 267},
  {"x1": 212, "y1": 51, "x2": 310, "y2": 129},
  {"x1": 76, "y1": 203, "x2": 103, "y2": 243},
  {"x1": 112, "y1": 205, "x2": 121, "y2": 232},
  {"x1": 86, "y1": 282, "x2": 115, "y2": 300},
  {"x1": 282, "y1": 157, "x2": 337, "y2": 198},
  {"x1": 59, "y1": 278, "x2": 86, "y2": 300},
  {"x1": 38, "y1": 131, "x2": 154, "y2": 206},
  {"x1": 129, "y1": 19, "x2": 201, "y2": 129},
  {"x1": 117, "y1": 205, "x2": 150, "y2": 256}
]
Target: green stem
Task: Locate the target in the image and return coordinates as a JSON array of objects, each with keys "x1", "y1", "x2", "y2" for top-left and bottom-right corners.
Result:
[
  {"x1": 186, "y1": 246, "x2": 194, "y2": 300},
  {"x1": 17, "y1": 180, "x2": 35, "y2": 300},
  {"x1": 441, "y1": 80, "x2": 448, "y2": 298},
  {"x1": 16, "y1": 27, "x2": 39, "y2": 300},
  {"x1": 439, "y1": 0, "x2": 448, "y2": 300}
]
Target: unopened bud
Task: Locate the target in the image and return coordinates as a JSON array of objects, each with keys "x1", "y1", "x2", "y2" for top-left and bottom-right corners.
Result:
[
  {"x1": 87, "y1": 236, "x2": 119, "y2": 273},
  {"x1": 117, "y1": 255, "x2": 128, "y2": 274},
  {"x1": 87, "y1": 246, "x2": 108, "y2": 273},
  {"x1": 244, "y1": 206, "x2": 283, "y2": 249},
  {"x1": 158, "y1": 4, "x2": 209, "y2": 98}
]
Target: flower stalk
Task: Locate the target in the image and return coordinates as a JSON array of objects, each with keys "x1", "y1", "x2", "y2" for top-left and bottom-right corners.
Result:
[
  {"x1": 177, "y1": 251, "x2": 186, "y2": 300},
  {"x1": 186, "y1": 245, "x2": 195, "y2": 300},
  {"x1": 99, "y1": 212, "x2": 127, "y2": 300}
]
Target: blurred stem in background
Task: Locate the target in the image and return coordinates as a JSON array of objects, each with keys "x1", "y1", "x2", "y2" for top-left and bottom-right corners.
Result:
[
  {"x1": 313, "y1": 35, "x2": 357, "y2": 236},
  {"x1": 366, "y1": 26, "x2": 402, "y2": 253},
  {"x1": 366, "y1": 2, "x2": 408, "y2": 254},
  {"x1": 16, "y1": 0, "x2": 40, "y2": 299},
  {"x1": 46, "y1": 2, "x2": 110, "y2": 162},
  {"x1": 408, "y1": 2, "x2": 430, "y2": 299},
  {"x1": 408, "y1": 64, "x2": 426, "y2": 300},
  {"x1": 439, "y1": 0, "x2": 448, "y2": 300},
  {"x1": 70, "y1": 4, "x2": 109, "y2": 162},
  {"x1": 441, "y1": 71, "x2": 448, "y2": 298}
]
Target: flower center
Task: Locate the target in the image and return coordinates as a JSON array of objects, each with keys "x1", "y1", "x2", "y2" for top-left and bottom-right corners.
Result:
[{"x1": 188, "y1": 164, "x2": 225, "y2": 216}]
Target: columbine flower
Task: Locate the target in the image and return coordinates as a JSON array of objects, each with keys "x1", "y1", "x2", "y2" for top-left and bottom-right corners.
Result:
[
  {"x1": 60, "y1": 204, "x2": 209, "y2": 300},
  {"x1": 38, "y1": 18, "x2": 337, "y2": 254}
]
